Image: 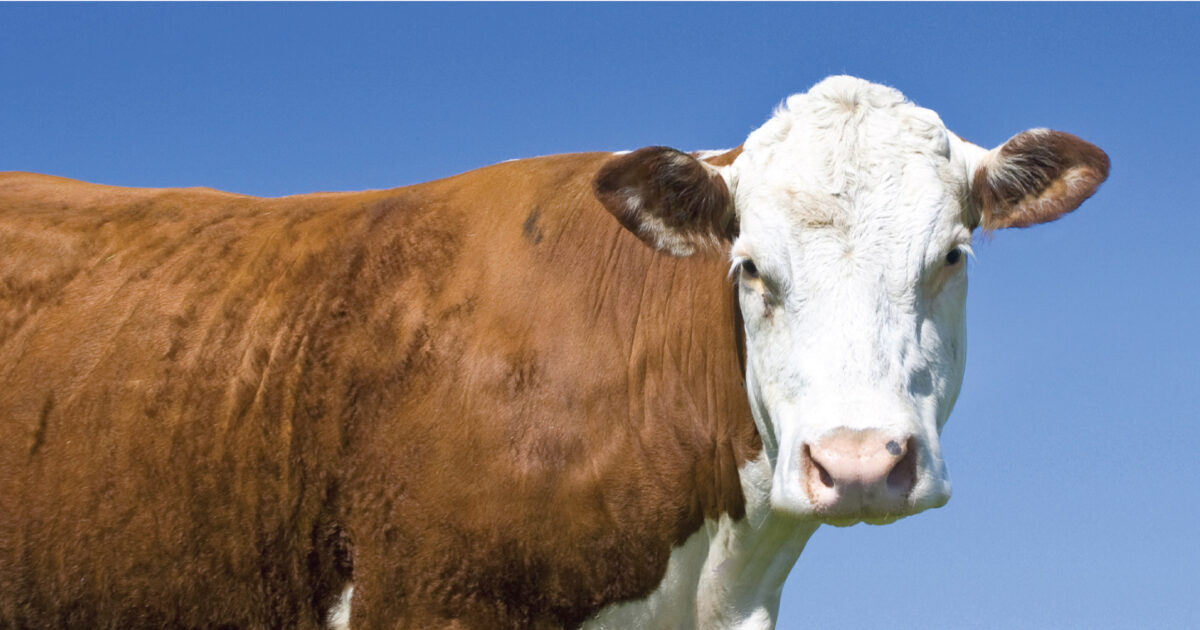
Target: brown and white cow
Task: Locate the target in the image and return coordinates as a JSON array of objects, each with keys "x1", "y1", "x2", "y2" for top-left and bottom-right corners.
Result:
[{"x1": 0, "y1": 76, "x2": 1107, "y2": 629}]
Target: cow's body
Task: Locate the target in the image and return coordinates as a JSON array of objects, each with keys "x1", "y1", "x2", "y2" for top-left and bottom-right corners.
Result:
[
  {"x1": 0, "y1": 154, "x2": 763, "y2": 628},
  {"x1": 0, "y1": 77, "x2": 1108, "y2": 629}
]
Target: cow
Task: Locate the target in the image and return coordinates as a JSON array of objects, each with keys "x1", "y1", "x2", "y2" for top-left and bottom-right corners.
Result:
[{"x1": 0, "y1": 76, "x2": 1108, "y2": 629}]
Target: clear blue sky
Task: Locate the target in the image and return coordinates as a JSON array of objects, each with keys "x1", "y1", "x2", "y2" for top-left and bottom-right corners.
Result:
[{"x1": 3, "y1": 3, "x2": 1197, "y2": 629}]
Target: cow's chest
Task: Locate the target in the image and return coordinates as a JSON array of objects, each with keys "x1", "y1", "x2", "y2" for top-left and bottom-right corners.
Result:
[
  {"x1": 578, "y1": 453, "x2": 805, "y2": 630},
  {"x1": 580, "y1": 524, "x2": 712, "y2": 629}
]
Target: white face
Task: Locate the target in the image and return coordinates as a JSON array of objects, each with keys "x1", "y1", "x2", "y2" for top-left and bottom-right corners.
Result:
[{"x1": 728, "y1": 78, "x2": 978, "y2": 524}]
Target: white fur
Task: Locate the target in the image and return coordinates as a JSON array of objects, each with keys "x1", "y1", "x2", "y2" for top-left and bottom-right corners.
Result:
[
  {"x1": 326, "y1": 584, "x2": 353, "y2": 630},
  {"x1": 693, "y1": 147, "x2": 737, "y2": 161}
]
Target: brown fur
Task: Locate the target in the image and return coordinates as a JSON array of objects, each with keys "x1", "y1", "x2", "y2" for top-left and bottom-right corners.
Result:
[
  {"x1": 973, "y1": 130, "x2": 1110, "y2": 230},
  {"x1": 699, "y1": 146, "x2": 743, "y2": 167},
  {"x1": 0, "y1": 153, "x2": 760, "y2": 629}
]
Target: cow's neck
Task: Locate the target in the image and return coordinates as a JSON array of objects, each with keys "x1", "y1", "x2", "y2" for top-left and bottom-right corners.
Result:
[
  {"x1": 422, "y1": 156, "x2": 815, "y2": 628},
  {"x1": 702, "y1": 453, "x2": 820, "y2": 628},
  {"x1": 687, "y1": 281, "x2": 817, "y2": 629},
  {"x1": 583, "y1": 249, "x2": 819, "y2": 630}
]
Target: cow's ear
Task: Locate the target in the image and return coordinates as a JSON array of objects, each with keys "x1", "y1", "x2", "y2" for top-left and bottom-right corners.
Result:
[
  {"x1": 594, "y1": 146, "x2": 735, "y2": 256},
  {"x1": 971, "y1": 129, "x2": 1109, "y2": 230}
]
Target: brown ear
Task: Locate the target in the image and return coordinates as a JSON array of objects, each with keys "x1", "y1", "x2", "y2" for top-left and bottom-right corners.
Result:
[
  {"x1": 594, "y1": 146, "x2": 735, "y2": 256},
  {"x1": 972, "y1": 129, "x2": 1109, "y2": 230}
]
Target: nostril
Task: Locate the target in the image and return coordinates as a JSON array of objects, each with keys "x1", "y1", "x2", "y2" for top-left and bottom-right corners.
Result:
[
  {"x1": 886, "y1": 437, "x2": 918, "y2": 496},
  {"x1": 803, "y1": 444, "x2": 835, "y2": 488},
  {"x1": 816, "y1": 461, "x2": 833, "y2": 488}
]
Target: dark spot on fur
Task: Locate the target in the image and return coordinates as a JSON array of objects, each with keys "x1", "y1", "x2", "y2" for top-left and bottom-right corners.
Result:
[
  {"x1": 909, "y1": 369, "x2": 934, "y2": 397},
  {"x1": 30, "y1": 395, "x2": 53, "y2": 456},
  {"x1": 505, "y1": 350, "x2": 539, "y2": 396},
  {"x1": 522, "y1": 208, "x2": 544, "y2": 245}
]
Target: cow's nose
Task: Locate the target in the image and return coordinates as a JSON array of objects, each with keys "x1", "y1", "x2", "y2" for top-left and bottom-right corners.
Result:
[{"x1": 802, "y1": 429, "x2": 916, "y2": 516}]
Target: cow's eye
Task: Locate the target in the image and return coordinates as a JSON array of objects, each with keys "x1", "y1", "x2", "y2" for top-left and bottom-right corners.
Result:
[
  {"x1": 945, "y1": 247, "x2": 963, "y2": 266},
  {"x1": 741, "y1": 260, "x2": 760, "y2": 279}
]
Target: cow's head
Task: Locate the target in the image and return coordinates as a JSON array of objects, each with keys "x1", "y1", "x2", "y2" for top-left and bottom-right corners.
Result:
[{"x1": 595, "y1": 76, "x2": 1108, "y2": 525}]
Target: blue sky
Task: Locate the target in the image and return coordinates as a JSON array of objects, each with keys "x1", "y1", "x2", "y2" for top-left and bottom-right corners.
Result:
[{"x1": 3, "y1": 3, "x2": 1198, "y2": 628}]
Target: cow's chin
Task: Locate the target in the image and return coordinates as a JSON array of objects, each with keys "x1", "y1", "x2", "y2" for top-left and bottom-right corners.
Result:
[
  {"x1": 823, "y1": 511, "x2": 908, "y2": 528},
  {"x1": 823, "y1": 515, "x2": 896, "y2": 528},
  {"x1": 780, "y1": 505, "x2": 927, "y2": 528},
  {"x1": 825, "y1": 488, "x2": 951, "y2": 527},
  {"x1": 769, "y1": 496, "x2": 915, "y2": 527},
  {"x1": 768, "y1": 478, "x2": 950, "y2": 526}
]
